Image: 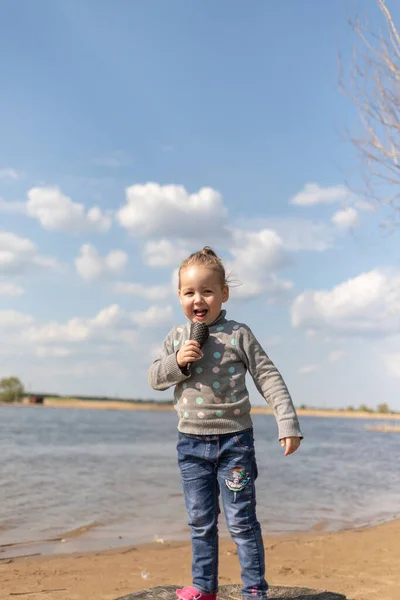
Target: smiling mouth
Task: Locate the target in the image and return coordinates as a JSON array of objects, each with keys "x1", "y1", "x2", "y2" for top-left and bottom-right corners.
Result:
[{"x1": 194, "y1": 309, "x2": 208, "y2": 319}]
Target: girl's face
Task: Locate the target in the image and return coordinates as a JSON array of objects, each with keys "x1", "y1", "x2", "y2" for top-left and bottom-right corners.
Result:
[{"x1": 178, "y1": 265, "x2": 229, "y2": 325}]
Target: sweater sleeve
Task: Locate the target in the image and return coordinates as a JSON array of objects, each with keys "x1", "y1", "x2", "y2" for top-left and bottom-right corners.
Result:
[
  {"x1": 148, "y1": 328, "x2": 191, "y2": 391},
  {"x1": 238, "y1": 325, "x2": 303, "y2": 440}
]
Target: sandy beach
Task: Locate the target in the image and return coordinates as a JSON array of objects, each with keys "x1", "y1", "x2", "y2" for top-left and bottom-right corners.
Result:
[
  {"x1": 25, "y1": 397, "x2": 400, "y2": 421},
  {"x1": 1, "y1": 518, "x2": 399, "y2": 600}
]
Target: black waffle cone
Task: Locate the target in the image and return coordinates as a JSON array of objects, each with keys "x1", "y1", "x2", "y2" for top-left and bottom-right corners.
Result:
[
  {"x1": 184, "y1": 322, "x2": 210, "y2": 372},
  {"x1": 189, "y1": 321, "x2": 209, "y2": 348}
]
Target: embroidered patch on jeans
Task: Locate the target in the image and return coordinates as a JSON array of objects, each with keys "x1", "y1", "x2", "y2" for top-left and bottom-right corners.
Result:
[{"x1": 225, "y1": 466, "x2": 249, "y2": 492}]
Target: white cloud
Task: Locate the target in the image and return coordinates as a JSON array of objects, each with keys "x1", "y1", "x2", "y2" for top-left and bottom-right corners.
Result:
[
  {"x1": 33, "y1": 255, "x2": 60, "y2": 269},
  {"x1": 131, "y1": 305, "x2": 173, "y2": 328},
  {"x1": 150, "y1": 344, "x2": 163, "y2": 360},
  {"x1": 227, "y1": 229, "x2": 293, "y2": 300},
  {"x1": 143, "y1": 239, "x2": 190, "y2": 266},
  {"x1": 91, "y1": 304, "x2": 133, "y2": 329},
  {"x1": 90, "y1": 304, "x2": 118, "y2": 327},
  {"x1": 116, "y1": 183, "x2": 229, "y2": 238},
  {"x1": 329, "y1": 350, "x2": 345, "y2": 363},
  {"x1": 291, "y1": 269, "x2": 400, "y2": 337},
  {"x1": 8, "y1": 303, "x2": 170, "y2": 352},
  {"x1": 20, "y1": 306, "x2": 134, "y2": 349},
  {"x1": 290, "y1": 183, "x2": 353, "y2": 207},
  {"x1": 0, "y1": 233, "x2": 33, "y2": 260},
  {"x1": 25, "y1": 305, "x2": 134, "y2": 347},
  {"x1": 234, "y1": 217, "x2": 338, "y2": 252},
  {"x1": 0, "y1": 231, "x2": 59, "y2": 274},
  {"x1": 298, "y1": 364, "x2": 319, "y2": 374},
  {"x1": 113, "y1": 281, "x2": 171, "y2": 300},
  {"x1": 354, "y1": 200, "x2": 376, "y2": 212},
  {"x1": 0, "y1": 310, "x2": 35, "y2": 328},
  {"x1": 27, "y1": 186, "x2": 111, "y2": 233},
  {"x1": 230, "y1": 229, "x2": 289, "y2": 271},
  {"x1": 385, "y1": 354, "x2": 400, "y2": 378},
  {"x1": 331, "y1": 207, "x2": 359, "y2": 230},
  {"x1": 35, "y1": 346, "x2": 75, "y2": 358},
  {"x1": 105, "y1": 249, "x2": 127, "y2": 272},
  {"x1": 26, "y1": 318, "x2": 91, "y2": 344},
  {"x1": 75, "y1": 244, "x2": 128, "y2": 281},
  {"x1": 238, "y1": 274, "x2": 293, "y2": 302},
  {"x1": 42, "y1": 359, "x2": 129, "y2": 379},
  {"x1": 0, "y1": 282, "x2": 25, "y2": 296},
  {"x1": 0, "y1": 168, "x2": 24, "y2": 181},
  {"x1": 233, "y1": 217, "x2": 338, "y2": 252}
]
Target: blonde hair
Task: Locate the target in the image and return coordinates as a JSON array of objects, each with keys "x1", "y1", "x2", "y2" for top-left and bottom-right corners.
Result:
[{"x1": 178, "y1": 246, "x2": 227, "y2": 288}]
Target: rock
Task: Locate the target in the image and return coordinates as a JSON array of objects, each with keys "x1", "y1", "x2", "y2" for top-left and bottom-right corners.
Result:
[{"x1": 115, "y1": 584, "x2": 349, "y2": 600}]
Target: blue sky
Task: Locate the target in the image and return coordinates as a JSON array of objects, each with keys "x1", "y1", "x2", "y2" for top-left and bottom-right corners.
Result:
[{"x1": 1, "y1": 0, "x2": 399, "y2": 410}]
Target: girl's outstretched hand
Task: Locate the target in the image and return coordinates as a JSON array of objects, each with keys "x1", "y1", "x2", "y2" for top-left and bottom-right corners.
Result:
[{"x1": 280, "y1": 436, "x2": 301, "y2": 456}]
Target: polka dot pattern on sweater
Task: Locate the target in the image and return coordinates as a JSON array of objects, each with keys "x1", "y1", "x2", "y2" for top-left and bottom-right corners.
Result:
[{"x1": 171, "y1": 320, "x2": 254, "y2": 427}]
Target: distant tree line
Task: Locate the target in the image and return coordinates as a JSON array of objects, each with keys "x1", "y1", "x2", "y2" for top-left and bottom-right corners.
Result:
[
  {"x1": 348, "y1": 403, "x2": 392, "y2": 414},
  {"x1": 0, "y1": 377, "x2": 395, "y2": 414},
  {"x1": 0, "y1": 377, "x2": 173, "y2": 405},
  {"x1": 0, "y1": 377, "x2": 25, "y2": 403},
  {"x1": 299, "y1": 402, "x2": 395, "y2": 414}
]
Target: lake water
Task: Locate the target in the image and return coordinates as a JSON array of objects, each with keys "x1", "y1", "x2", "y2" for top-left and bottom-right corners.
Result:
[{"x1": 1, "y1": 405, "x2": 399, "y2": 558}]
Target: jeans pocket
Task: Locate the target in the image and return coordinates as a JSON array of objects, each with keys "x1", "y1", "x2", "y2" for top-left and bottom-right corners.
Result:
[{"x1": 233, "y1": 428, "x2": 254, "y2": 451}]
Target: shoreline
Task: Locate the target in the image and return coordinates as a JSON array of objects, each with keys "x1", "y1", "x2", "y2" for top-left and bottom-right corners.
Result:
[
  {"x1": 2, "y1": 509, "x2": 398, "y2": 560},
  {"x1": 4, "y1": 398, "x2": 400, "y2": 420},
  {"x1": 1, "y1": 518, "x2": 399, "y2": 600}
]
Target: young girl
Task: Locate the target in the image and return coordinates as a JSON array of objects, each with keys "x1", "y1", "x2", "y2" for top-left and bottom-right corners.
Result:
[{"x1": 148, "y1": 247, "x2": 303, "y2": 600}]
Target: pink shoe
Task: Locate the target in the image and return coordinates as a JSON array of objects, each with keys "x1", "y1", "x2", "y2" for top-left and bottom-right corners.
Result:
[{"x1": 176, "y1": 586, "x2": 217, "y2": 600}]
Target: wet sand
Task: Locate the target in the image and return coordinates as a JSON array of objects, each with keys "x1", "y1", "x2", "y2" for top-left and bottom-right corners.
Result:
[{"x1": 1, "y1": 518, "x2": 399, "y2": 600}]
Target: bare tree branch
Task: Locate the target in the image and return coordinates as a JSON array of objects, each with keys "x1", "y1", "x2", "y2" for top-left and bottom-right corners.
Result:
[{"x1": 340, "y1": 0, "x2": 400, "y2": 223}]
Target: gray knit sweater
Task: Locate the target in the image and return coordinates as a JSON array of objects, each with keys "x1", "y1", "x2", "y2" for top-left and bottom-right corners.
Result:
[{"x1": 148, "y1": 310, "x2": 303, "y2": 439}]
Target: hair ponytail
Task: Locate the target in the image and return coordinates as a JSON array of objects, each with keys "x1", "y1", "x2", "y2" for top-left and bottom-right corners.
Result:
[{"x1": 178, "y1": 246, "x2": 227, "y2": 288}]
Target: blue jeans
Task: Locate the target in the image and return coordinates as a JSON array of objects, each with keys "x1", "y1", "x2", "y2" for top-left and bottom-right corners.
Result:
[{"x1": 177, "y1": 428, "x2": 268, "y2": 599}]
